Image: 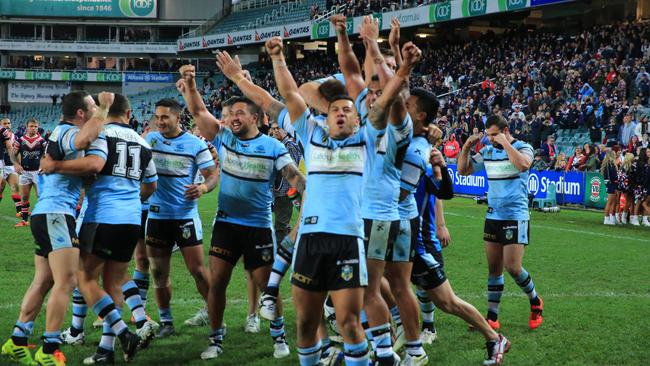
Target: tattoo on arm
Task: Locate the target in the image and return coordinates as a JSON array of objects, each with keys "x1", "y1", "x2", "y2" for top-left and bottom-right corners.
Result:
[{"x1": 281, "y1": 163, "x2": 306, "y2": 194}]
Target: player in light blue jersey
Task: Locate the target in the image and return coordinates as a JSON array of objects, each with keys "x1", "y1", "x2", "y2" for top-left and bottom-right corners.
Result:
[
  {"x1": 144, "y1": 98, "x2": 219, "y2": 339},
  {"x1": 396, "y1": 89, "x2": 510, "y2": 366},
  {"x1": 178, "y1": 63, "x2": 304, "y2": 361},
  {"x1": 458, "y1": 115, "x2": 544, "y2": 332},
  {"x1": 40, "y1": 93, "x2": 158, "y2": 363},
  {"x1": 1, "y1": 91, "x2": 117, "y2": 366}
]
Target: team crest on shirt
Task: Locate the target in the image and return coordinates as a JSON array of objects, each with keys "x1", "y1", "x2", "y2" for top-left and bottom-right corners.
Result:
[
  {"x1": 261, "y1": 248, "x2": 272, "y2": 262},
  {"x1": 182, "y1": 226, "x2": 191, "y2": 239},
  {"x1": 505, "y1": 229, "x2": 514, "y2": 240},
  {"x1": 254, "y1": 145, "x2": 265, "y2": 153},
  {"x1": 150, "y1": 139, "x2": 158, "y2": 148},
  {"x1": 341, "y1": 265, "x2": 353, "y2": 282}
]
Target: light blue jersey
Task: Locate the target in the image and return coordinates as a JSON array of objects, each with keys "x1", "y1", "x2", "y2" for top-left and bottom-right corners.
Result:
[
  {"x1": 84, "y1": 123, "x2": 157, "y2": 225},
  {"x1": 361, "y1": 115, "x2": 413, "y2": 221},
  {"x1": 294, "y1": 109, "x2": 380, "y2": 238},
  {"x1": 471, "y1": 140, "x2": 534, "y2": 221},
  {"x1": 212, "y1": 128, "x2": 293, "y2": 228},
  {"x1": 398, "y1": 135, "x2": 432, "y2": 220},
  {"x1": 146, "y1": 131, "x2": 214, "y2": 220},
  {"x1": 33, "y1": 122, "x2": 105, "y2": 217}
]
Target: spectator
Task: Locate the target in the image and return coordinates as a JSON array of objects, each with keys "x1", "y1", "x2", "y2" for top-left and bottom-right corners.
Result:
[
  {"x1": 553, "y1": 153, "x2": 567, "y2": 171},
  {"x1": 566, "y1": 146, "x2": 587, "y2": 171},
  {"x1": 584, "y1": 144, "x2": 600, "y2": 171},
  {"x1": 540, "y1": 135, "x2": 557, "y2": 163},
  {"x1": 619, "y1": 114, "x2": 637, "y2": 146},
  {"x1": 532, "y1": 150, "x2": 549, "y2": 171},
  {"x1": 443, "y1": 134, "x2": 460, "y2": 164}
]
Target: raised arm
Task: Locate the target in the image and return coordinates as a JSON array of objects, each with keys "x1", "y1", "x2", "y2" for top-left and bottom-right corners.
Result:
[
  {"x1": 457, "y1": 133, "x2": 480, "y2": 176},
  {"x1": 177, "y1": 64, "x2": 220, "y2": 141},
  {"x1": 331, "y1": 14, "x2": 366, "y2": 99},
  {"x1": 388, "y1": 17, "x2": 403, "y2": 67},
  {"x1": 73, "y1": 92, "x2": 113, "y2": 151},
  {"x1": 494, "y1": 133, "x2": 533, "y2": 171},
  {"x1": 266, "y1": 37, "x2": 308, "y2": 122},
  {"x1": 368, "y1": 42, "x2": 421, "y2": 130},
  {"x1": 298, "y1": 81, "x2": 331, "y2": 114},
  {"x1": 359, "y1": 15, "x2": 394, "y2": 89},
  {"x1": 216, "y1": 51, "x2": 286, "y2": 123}
]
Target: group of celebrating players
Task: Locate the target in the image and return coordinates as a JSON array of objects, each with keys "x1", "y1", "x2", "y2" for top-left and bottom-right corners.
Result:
[{"x1": 1, "y1": 16, "x2": 544, "y2": 366}]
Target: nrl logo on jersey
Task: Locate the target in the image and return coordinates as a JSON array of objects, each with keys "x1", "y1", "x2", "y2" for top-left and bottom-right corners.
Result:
[{"x1": 341, "y1": 265, "x2": 353, "y2": 281}]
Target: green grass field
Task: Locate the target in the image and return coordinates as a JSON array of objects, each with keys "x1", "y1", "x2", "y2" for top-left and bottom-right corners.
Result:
[{"x1": 0, "y1": 190, "x2": 649, "y2": 365}]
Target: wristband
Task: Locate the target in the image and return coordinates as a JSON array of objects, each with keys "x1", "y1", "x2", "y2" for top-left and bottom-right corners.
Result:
[
  {"x1": 272, "y1": 58, "x2": 286, "y2": 68},
  {"x1": 231, "y1": 74, "x2": 245, "y2": 85},
  {"x1": 200, "y1": 183, "x2": 208, "y2": 194}
]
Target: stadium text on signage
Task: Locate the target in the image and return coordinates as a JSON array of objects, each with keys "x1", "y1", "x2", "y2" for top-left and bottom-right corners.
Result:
[{"x1": 527, "y1": 173, "x2": 581, "y2": 197}]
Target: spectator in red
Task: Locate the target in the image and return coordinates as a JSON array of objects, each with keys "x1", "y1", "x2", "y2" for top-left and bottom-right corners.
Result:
[
  {"x1": 566, "y1": 146, "x2": 587, "y2": 171},
  {"x1": 628, "y1": 135, "x2": 641, "y2": 155},
  {"x1": 443, "y1": 134, "x2": 460, "y2": 164},
  {"x1": 540, "y1": 135, "x2": 557, "y2": 163}
]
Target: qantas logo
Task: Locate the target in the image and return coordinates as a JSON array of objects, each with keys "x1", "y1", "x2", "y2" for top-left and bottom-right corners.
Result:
[
  {"x1": 227, "y1": 34, "x2": 253, "y2": 45},
  {"x1": 283, "y1": 26, "x2": 309, "y2": 37},
  {"x1": 255, "y1": 30, "x2": 281, "y2": 41}
]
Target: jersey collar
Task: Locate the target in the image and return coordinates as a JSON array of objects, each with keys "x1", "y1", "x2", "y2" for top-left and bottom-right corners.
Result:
[{"x1": 238, "y1": 132, "x2": 262, "y2": 141}]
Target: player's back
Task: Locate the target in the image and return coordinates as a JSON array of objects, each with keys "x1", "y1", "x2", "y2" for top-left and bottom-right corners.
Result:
[
  {"x1": 33, "y1": 122, "x2": 84, "y2": 216},
  {"x1": 85, "y1": 123, "x2": 155, "y2": 225},
  {"x1": 480, "y1": 140, "x2": 533, "y2": 220},
  {"x1": 361, "y1": 116, "x2": 413, "y2": 221},
  {"x1": 146, "y1": 131, "x2": 210, "y2": 219}
]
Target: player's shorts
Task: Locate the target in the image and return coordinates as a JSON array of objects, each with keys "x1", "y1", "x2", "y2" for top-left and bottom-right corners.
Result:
[
  {"x1": 79, "y1": 223, "x2": 139, "y2": 263},
  {"x1": 140, "y1": 210, "x2": 148, "y2": 239},
  {"x1": 3, "y1": 165, "x2": 16, "y2": 179},
  {"x1": 411, "y1": 247, "x2": 447, "y2": 290},
  {"x1": 145, "y1": 217, "x2": 203, "y2": 250},
  {"x1": 210, "y1": 221, "x2": 274, "y2": 271},
  {"x1": 31, "y1": 213, "x2": 79, "y2": 258},
  {"x1": 292, "y1": 232, "x2": 368, "y2": 292},
  {"x1": 19, "y1": 170, "x2": 38, "y2": 186},
  {"x1": 483, "y1": 219, "x2": 529, "y2": 245},
  {"x1": 363, "y1": 219, "x2": 400, "y2": 261},
  {"x1": 393, "y1": 217, "x2": 419, "y2": 262}
]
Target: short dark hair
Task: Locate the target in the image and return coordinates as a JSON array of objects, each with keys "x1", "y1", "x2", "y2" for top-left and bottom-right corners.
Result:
[
  {"x1": 108, "y1": 93, "x2": 131, "y2": 118},
  {"x1": 61, "y1": 91, "x2": 91, "y2": 120},
  {"x1": 222, "y1": 97, "x2": 238, "y2": 108},
  {"x1": 327, "y1": 94, "x2": 355, "y2": 110},
  {"x1": 227, "y1": 96, "x2": 262, "y2": 117},
  {"x1": 410, "y1": 88, "x2": 439, "y2": 125},
  {"x1": 155, "y1": 98, "x2": 182, "y2": 114},
  {"x1": 318, "y1": 80, "x2": 347, "y2": 102},
  {"x1": 27, "y1": 118, "x2": 39, "y2": 126},
  {"x1": 486, "y1": 115, "x2": 508, "y2": 130}
]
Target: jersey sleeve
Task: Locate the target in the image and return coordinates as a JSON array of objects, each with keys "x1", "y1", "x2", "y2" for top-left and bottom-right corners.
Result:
[
  {"x1": 471, "y1": 147, "x2": 486, "y2": 172},
  {"x1": 274, "y1": 141, "x2": 294, "y2": 172},
  {"x1": 293, "y1": 108, "x2": 317, "y2": 146},
  {"x1": 60, "y1": 127, "x2": 79, "y2": 155},
  {"x1": 210, "y1": 126, "x2": 232, "y2": 151},
  {"x1": 85, "y1": 134, "x2": 108, "y2": 161},
  {"x1": 355, "y1": 88, "x2": 369, "y2": 122},
  {"x1": 401, "y1": 144, "x2": 429, "y2": 191},
  {"x1": 278, "y1": 107, "x2": 297, "y2": 139},
  {"x1": 143, "y1": 158, "x2": 158, "y2": 184},
  {"x1": 517, "y1": 142, "x2": 535, "y2": 162},
  {"x1": 196, "y1": 138, "x2": 216, "y2": 171},
  {"x1": 389, "y1": 113, "x2": 413, "y2": 148}
]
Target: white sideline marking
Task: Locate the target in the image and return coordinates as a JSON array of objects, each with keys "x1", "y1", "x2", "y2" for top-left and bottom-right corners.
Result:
[
  {"x1": 0, "y1": 292, "x2": 648, "y2": 310},
  {"x1": 445, "y1": 211, "x2": 650, "y2": 243}
]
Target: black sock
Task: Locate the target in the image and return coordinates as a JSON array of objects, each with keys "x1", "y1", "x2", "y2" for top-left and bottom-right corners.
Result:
[
  {"x1": 42, "y1": 342, "x2": 59, "y2": 354},
  {"x1": 69, "y1": 326, "x2": 83, "y2": 337},
  {"x1": 487, "y1": 311, "x2": 498, "y2": 321},
  {"x1": 97, "y1": 347, "x2": 112, "y2": 355},
  {"x1": 11, "y1": 336, "x2": 28, "y2": 346},
  {"x1": 265, "y1": 286, "x2": 279, "y2": 297},
  {"x1": 530, "y1": 296, "x2": 541, "y2": 306},
  {"x1": 325, "y1": 296, "x2": 334, "y2": 307},
  {"x1": 136, "y1": 320, "x2": 146, "y2": 329}
]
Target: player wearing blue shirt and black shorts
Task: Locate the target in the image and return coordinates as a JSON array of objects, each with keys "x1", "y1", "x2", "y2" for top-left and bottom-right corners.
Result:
[
  {"x1": 177, "y1": 64, "x2": 305, "y2": 361},
  {"x1": 458, "y1": 114, "x2": 544, "y2": 333},
  {"x1": 144, "y1": 98, "x2": 219, "y2": 338},
  {"x1": 42, "y1": 94, "x2": 159, "y2": 363}
]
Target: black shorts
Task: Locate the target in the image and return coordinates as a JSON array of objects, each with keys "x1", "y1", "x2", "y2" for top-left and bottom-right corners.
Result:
[
  {"x1": 140, "y1": 210, "x2": 148, "y2": 239},
  {"x1": 210, "y1": 221, "x2": 274, "y2": 271},
  {"x1": 483, "y1": 219, "x2": 529, "y2": 245},
  {"x1": 292, "y1": 233, "x2": 368, "y2": 292},
  {"x1": 80, "y1": 223, "x2": 139, "y2": 263},
  {"x1": 31, "y1": 214, "x2": 79, "y2": 258},
  {"x1": 363, "y1": 219, "x2": 400, "y2": 261},
  {"x1": 606, "y1": 183, "x2": 617, "y2": 194},
  {"x1": 146, "y1": 217, "x2": 203, "y2": 250},
  {"x1": 411, "y1": 248, "x2": 447, "y2": 290}
]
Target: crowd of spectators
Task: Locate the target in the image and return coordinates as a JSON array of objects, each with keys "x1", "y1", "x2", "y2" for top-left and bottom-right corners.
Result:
[{"x1": 314, "y1": 0, "x2": 447, "y2": 19}]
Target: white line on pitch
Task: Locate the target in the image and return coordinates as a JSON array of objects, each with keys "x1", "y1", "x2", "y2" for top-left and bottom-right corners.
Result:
[{"x1": 445, "y1": 211, "x2": 650, "y2": 243}]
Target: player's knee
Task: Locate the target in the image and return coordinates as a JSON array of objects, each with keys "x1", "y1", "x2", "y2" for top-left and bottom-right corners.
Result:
[
  {"x1": 504, "y1": 264, "x2": 521, "y2": 277},
  {"x1": 188, "y1": 265, "x2": 207, "y2": 280},
  {"x1": 336, "y1": 312, "x2": 361, "y2": 338}
]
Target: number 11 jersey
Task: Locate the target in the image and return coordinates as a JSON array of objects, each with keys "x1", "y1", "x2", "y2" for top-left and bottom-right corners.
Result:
[{"x1": 84, "y1": 123, "x2": 157, "y2": 225}]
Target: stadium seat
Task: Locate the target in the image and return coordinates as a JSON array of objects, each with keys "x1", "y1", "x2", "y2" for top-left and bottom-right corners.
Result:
[{"x1": 533, "y1": 183, "x2": 557, "y2": 209}]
